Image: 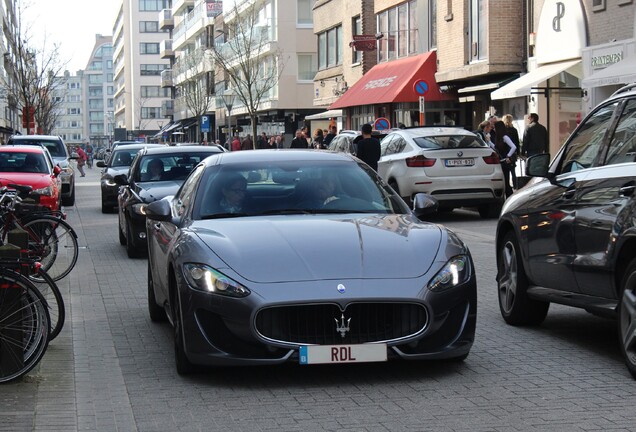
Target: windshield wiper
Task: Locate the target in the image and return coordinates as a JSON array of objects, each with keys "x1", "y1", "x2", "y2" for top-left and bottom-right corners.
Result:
[
  {"x1": 256, "y1": 208, "x2": 314, "y2": 216},
  {"x1": 201, "y1": 212, "x2": 249, "y2": 219}
]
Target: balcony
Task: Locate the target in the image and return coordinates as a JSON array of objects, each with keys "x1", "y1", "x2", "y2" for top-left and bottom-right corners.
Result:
[
  {"x1": 162, "y1": 100, "x2": 174, "y2": 117},
  {"x1": 160, "y1": 40, "x2": 174, "y2": 59},
  {"x1": 159, "y1": 9, "x2": 173, "y2": 30},
  {"x1": 172, "y1": 0, "x2": 194, "y2": 15},
  {"x1": 161, "y1": 69, "x2": 173, "y2": 88},
  {"x1": 172, "y1": 1, "x2": 214, "y2": 51}
]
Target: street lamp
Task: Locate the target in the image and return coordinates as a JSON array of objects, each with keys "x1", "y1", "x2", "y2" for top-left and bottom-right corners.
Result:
[{"x1": 222, "y1": 88, "x2": 236, "y2": 148}]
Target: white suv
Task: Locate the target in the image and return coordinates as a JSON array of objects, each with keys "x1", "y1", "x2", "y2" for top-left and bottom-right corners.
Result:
[{"x1": 377, "y1": 127, "x2": 505, "y2": 218}]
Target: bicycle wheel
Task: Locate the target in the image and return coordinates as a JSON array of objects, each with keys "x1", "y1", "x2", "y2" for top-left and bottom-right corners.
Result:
[
  {"x1": 0, "y1": 269, "x2": 50, "y2": 384},
  {"x1": 30, "y1": 268, "x2": 65, "y2": 341},
  {"x1": 21, "y1": 216, "x2": 79, "y2": 281}
]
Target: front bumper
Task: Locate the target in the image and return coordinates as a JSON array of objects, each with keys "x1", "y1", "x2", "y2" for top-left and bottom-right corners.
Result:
[{"x1": 176, "y1": 270, "x2": 477, "y2": 366}]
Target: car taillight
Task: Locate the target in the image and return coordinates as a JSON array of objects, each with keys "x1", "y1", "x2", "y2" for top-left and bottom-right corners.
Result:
[
  {"x1": 483, "y1": 152, "x2": 501, "y2": 165},
  {"x1": 405, "y1": 155, "x2": 436, "y2": 167}
]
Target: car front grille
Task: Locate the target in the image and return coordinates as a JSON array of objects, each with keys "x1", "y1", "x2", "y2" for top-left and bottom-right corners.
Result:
[{"x1": 255, "y1": 302, "x2": 428, "y2": 345}]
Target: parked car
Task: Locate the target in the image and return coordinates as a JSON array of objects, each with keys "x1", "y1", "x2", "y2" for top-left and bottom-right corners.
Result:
[
  {"x1": 0, "y1": 145, "x2": 62, "y2": 211},
  {"x1": 495, "y1": 83, "x2": 636, "y2": 379},
  {"x1": 144, "y1": 150, "x2": 476, "y2": 374},
  {"x1": 376, "y1": 127, "x2": 506, "y2": 218},
  {"x1": 328, "y1": 130, "x2": 389, "y2": 155},
  {"x1": 7, "y1": 135, "x2": 75, "y2": 206},
  {"x1": 115, "y1": 145, "x2": 224, "y2": 258},
  {"x1": 96, "y1": 144, "x2": 164, "y2": 213}
]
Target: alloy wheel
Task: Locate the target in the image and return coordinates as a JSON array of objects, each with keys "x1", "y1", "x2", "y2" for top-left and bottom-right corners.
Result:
[{"x1": 499, "y1": 240, "x2": 518, "y2": 314}]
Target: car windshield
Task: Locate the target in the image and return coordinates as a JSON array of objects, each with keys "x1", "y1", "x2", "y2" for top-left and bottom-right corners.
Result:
[
  {"x1": 110, "y1": 149, "x2": 139, "y2": 167},
  {"x1": 413, "y1": 134, "x2": 487, "y2": 150},
  {"x1": 135, "y1": 152, "x2": 216, "y2": 182},
  {"x1": 196, "y1": 160, "x2": 408, "y2": 219},
  {"x1": 0, "y1": 152, "x2": 49, "y2": 174},
  {"x1": 10, "y1": 138, "x2": 65, "y2": 157}
]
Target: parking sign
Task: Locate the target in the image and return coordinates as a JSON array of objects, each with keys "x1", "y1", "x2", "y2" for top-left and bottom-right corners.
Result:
[{"x1": 201, "y1": 115, "x2": 210, "y2": 133}]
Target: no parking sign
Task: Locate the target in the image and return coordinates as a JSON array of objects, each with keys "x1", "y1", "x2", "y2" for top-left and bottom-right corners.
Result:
[{"x1": 373, "y1": 117, "x2": 391, "y2": 130}]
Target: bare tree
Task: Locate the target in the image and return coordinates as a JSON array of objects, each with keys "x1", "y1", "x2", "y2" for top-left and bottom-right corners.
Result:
[
  {"x1": 175, "y1": 47, "x2": 214, "y2": 142},
  {"x1": 211, "y1": 1, "x2": 287, "y2": 148},
  {"x1": 34, "y1": 72, "x2": 67, "y2": 134},
  {"x1": 1, "y1": 1, "x2": 69, "y2": 135},
  {"x1": 135, "y1": 94, "x2": 152, "y2": 135}
]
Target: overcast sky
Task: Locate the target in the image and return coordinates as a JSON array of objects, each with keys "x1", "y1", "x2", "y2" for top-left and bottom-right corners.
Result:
[{"x1": 26, "y1": 0, "x2": 120, "y2": 73}]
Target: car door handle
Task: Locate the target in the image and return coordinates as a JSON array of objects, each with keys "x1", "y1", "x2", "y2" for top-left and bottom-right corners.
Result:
[
  {"x1": 619, "y1": 185, "x2": 635, "y2": 196},
  {"x1": 562, "y1": 188, "x2": 576, "y2": 199},
  {"x1": 153, "y1": 223, "x2": 161, "y2": 231}
]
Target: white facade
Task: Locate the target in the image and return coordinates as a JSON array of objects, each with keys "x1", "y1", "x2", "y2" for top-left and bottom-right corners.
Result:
[{"x1": 82, "y1": 35, "x2": 114, "y2": 148}]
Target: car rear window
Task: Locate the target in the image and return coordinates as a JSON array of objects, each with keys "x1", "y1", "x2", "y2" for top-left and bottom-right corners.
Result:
[
  {"x1": 8, "y1": 138, "x2": 66, "y2": 158},
  {"x1": 135, "y1": 151, "x2": 219, "y2": 182},
  {"x1": 413, "y1": 134, "x2": 487, "y2": 150}
]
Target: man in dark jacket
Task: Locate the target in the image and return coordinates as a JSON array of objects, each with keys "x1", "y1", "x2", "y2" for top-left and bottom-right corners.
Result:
[
  {"x1": 522, "y1": 113, "x2": 548, "y2": 157},
  {"x1": 322, "y1": 125, "x2": 337, "y2": 148},
  {"x1": 290, "y1": 130, "x2": 309, "y2": 149},
  {"x1": 355, "y1": 123, "x2": 381, "y2": 171}
]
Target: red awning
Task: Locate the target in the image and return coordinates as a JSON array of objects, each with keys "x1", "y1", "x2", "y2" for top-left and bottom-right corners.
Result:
[{"x1": 329, "y1": 52, "x2": 453, "y2": 110}]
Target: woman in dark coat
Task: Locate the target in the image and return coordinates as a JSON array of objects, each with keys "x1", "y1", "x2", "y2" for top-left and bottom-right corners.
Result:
[{"x1": 493, "y1": 121, "x2": 517, "y2": 198}]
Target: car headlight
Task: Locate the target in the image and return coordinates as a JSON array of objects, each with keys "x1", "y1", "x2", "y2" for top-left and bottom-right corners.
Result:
[
  {"x1": 32, "y1": 186, "x2": 53, "y2": 196},
  {"x1": 61, "y1": 166, "x2": 73, "y2": 175},
  {"x1": 183, "y1": 263, "x2": 250, "y2": 298},
  {"x1": 131, "y1": 203, "x2": 147, "y2": 215},
  {"x1": 428, "y1": 255, "x2": 471, "y2": 292}
]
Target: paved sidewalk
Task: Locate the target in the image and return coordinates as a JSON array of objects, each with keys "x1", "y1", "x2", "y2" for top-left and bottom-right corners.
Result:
[{"x1": 0, "y1": 166, "x2": 137, "y2": 432}]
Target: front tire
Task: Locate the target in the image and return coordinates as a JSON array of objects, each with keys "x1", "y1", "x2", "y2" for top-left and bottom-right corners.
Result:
[
  {"x1": 618, "y1": 258, "x2": 636, "y2": 379},
  {"x1": 173, "y1": 292, "x2": 195, "y2": 375},
  {"x1": 497, "y1": 231, "x2": 549, "y2": 325},
  {"x1": 118, "y1": 216, "x2": 126, "y2": 245},
  {"x1": 62, "y1": 186, "x2": 75, "y2": 207},
  {"x1": 125, "y1": 218, "x2": 143, "y2": 258},
  {"x1": 478, "y1": 203, "x2": 502, "y2": 219}
]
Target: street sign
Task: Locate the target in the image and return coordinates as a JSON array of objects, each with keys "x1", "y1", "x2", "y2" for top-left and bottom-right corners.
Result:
[
  {"x1": 419, "y1": 96, "x2": 425, "y2": 113},
  {"x1": 413, "y1": 79, "x2": 429, "y2": 96},
  {"x1": 201, "y1": 115, "x2": 210, "y2": 133},
  {"x1": 373, "y1": 117, "x2": 391, "y2": 131}
]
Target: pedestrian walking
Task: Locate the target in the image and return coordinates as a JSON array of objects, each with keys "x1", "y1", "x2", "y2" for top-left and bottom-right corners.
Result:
[
  {"x1": 290, "y1": 130, "x2": 309, "y2": 149},
  {"x1": 522, "y1": 113, "x2": 549, "y2": 157},
  {"x1": 355, "y1": 123, "x2": 381, "y2": 171},
  {"x1": 502, "y1": 114, "x2": 519, "y2": 190},
  {"x1": 493, "y1": 121, "x2": 517, "y2": 198},
  {"x1": 231, "y1": 136, "x2": 241, "y2": 152},
  {"x1": 241, "y1": 134, "x2": 253, "y2": 150},
  {"x1": 76, "y1": 146, "x2": 87, "y2": 177},
  {"x1": 312, "y1": 128, "x2": 324, "y2": 149}
]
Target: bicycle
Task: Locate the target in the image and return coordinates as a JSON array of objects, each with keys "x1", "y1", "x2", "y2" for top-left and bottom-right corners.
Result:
[
  {"x1": 0, "y1": 257, "x2": 65, "y2": 341},
  {"x1": 0, "y1": 265, "x2": 51, "y2": 383},
  {"x1": 0, "y1": 184, "x2": 79, "y2": 281}
]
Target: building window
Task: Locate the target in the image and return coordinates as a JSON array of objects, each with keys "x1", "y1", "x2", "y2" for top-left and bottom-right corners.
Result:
[
  {"x1": 428, "y1": 0, "x2": 436, "y2": 49},
  {"x1": 139, "y1": 0, "x2": 170, "y2": 12},
  {"x1": 140, "y1": 86, "x2": 169, "y2": 97},
  {"x1": 141, "y1": 64, "x2": 169, "y2": 75},
  {"x1": 317, "y1": 25, "x2": 343, "y2": 70},
  {"x1": 352, "y1": 16, "x2": 362, "y2": 64},
  {"x1": 297, "y1": 54, "x2": 316, "y2": 81},
  {"x1": 592, "y1": 0, "x2": 606, "y2": 11},
  {"x1": 377, "y1": 2, "x2": 419, "y2": 63},
  {"x1": 89, "y1": 100, "x2": 104, "y2": 109},
  {"x1": 88, "y1": 74, "x2": 103, "y2": 84},
  {"x1": 68, "y1": 108, "x2": 81, "y2": 115},
  {"x1": 470, "y1": 0, "x2": 488, "y2": 61},
  {"x1": 297, "y1": 0, "x2": 314, "y2": 25},
  {"x1": 140, "y1": 21, "x2": 160, "y2": 32},
  {"x1": 140, "y1": 43, "x2": 160, "y2": 54},
  {"x1": 141, "y1": 107, "x2": 162, "y2": 119}
]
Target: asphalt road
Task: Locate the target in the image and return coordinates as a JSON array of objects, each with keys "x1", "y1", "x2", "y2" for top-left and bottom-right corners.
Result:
[{"x1": 2, "y1": 165, "x2": 635, "y2": 432}]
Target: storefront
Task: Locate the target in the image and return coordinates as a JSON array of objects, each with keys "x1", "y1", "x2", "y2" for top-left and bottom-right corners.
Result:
[
  {"x1": 491, "y1": 0, "x2": 587, "y2": 154},
  {"x1": 329, "y1": 51, "x2": 458, "y2": 131},
  {"x1": 582, "y1": 39, "x2": 636, "y2": 111}
]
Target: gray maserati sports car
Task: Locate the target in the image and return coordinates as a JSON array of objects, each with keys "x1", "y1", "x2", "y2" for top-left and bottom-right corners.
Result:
[{"x1": 145, "y1": 150, "x2": 477, "y2": 374}]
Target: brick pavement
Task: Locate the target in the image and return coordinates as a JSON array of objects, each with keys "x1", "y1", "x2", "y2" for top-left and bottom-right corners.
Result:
[{"x1": 1, "y1": 163, "x2": 636, "y2": 431}]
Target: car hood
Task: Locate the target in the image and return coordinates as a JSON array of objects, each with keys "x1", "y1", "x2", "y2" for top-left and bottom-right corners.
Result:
[
  {"x1": 193, "y1": 214, "x2": 443, "y2": 283},
  {"x1": 136, "y1": 181, "x2": 182, "y2": 203},
  {"x1": 0, "y1": 172, "x2": 54, "y2": 189}
]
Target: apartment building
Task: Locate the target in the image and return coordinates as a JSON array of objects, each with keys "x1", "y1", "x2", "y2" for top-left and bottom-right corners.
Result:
[
  {"x1": 113, "y1": 0, "x2": 172, "y2": 141},
  {"x1": 0, "y1": 0, "x2": 19, "y2": 141},
  {"x1": 82, "y1": 35, "x2": 115, "y2": 148},
  {"x1": 325, "y1": 0, "x2": 457, "y2": 131},
  {"x1": 55, "y1": 71, "x2": 84, "y2": 147}
]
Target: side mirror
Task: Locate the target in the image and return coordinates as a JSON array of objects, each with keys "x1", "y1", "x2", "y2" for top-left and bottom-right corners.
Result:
[
  {"x1": 53, "y1": 166, "x2": 62, "y2": 177},
  {"x1": 96, "y1": 161, "x2": 107, "y2": 168},
  {"x1": 412, "y1": 193, "x2": 439, "y2": 217},
  {"x1": 145, "y1": 199, "x2": 173, "y2": 222},
  {"x1": 113, "y1": 173, "x2": 129, "y2": 186},
  {"x1": 526, "y1": 153, "x2": 551, "y2": 178}
]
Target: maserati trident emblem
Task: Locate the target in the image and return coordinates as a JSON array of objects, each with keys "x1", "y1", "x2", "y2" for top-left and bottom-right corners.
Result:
[
  {"x1": 335, "y1": 314, "x2": 351, "y2": 338},
  {"x1": 337, "y1": 283, "x2": 346, "y2": 294}
]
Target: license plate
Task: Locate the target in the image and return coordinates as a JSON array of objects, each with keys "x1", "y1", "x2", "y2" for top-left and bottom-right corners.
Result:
[
  {"x1": 299, "y1": 343, "x2": 387, "y2": 365},
  {"x1": 445, "y1": 158, "x2": 474, "y2": 167}
]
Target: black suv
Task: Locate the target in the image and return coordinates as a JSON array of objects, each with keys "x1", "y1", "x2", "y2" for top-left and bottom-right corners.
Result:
[
  {"x1": 7, "y1": 135, "x2": 75, "y2": 205},
  {"x1": 495, "y1": 83, "x2": 636, "y2": 378}
]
